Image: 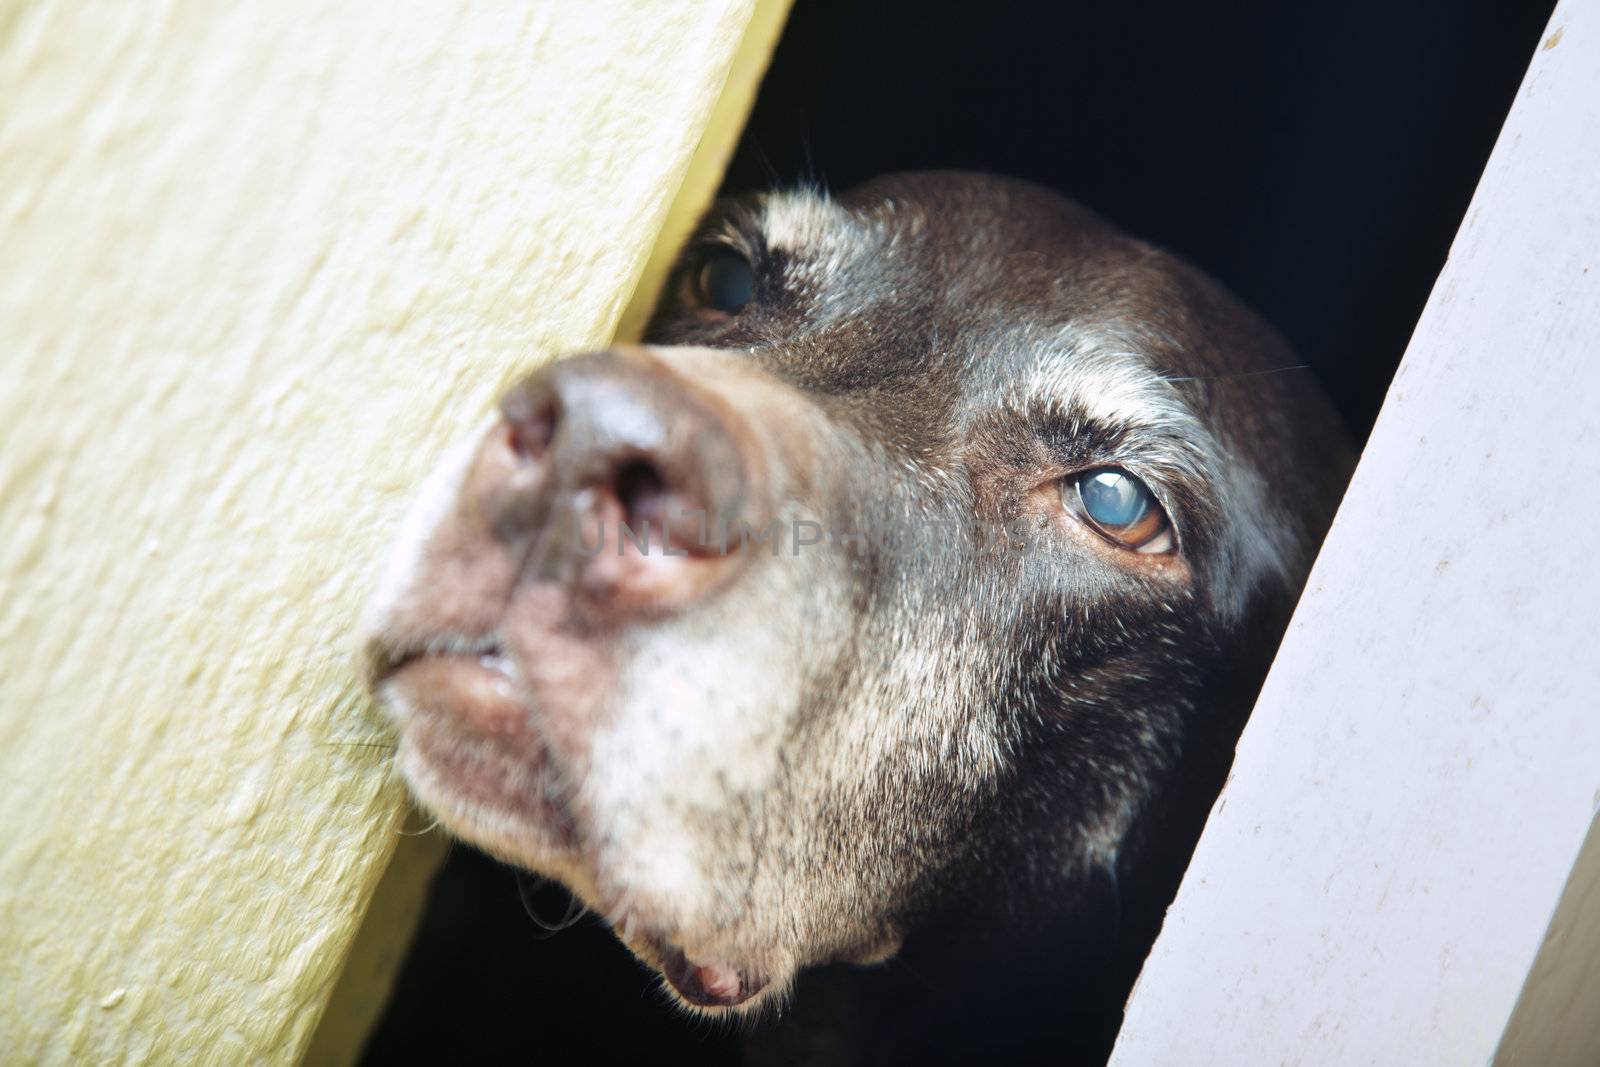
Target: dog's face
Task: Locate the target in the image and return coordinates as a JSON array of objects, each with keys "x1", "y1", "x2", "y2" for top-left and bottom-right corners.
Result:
[{"x1": 364, "y1": 173, "x2": 1348, "y2": 1015}]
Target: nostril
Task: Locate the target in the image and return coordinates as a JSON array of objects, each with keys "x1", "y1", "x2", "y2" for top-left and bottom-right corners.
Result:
[
  {"x1": 613, "y1": 458, "x2": 669, "y2": 532},
  {"x1": 505, "y1": 394, "x2": 559, "y2": 461},
  {"x1": 612, "y1": 458, "x2": 722, "y2": 556}
]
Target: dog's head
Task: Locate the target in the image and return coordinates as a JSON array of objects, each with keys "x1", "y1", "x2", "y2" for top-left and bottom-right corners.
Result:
[{"x1": 363, "y1": 172, "x2": 1349, "y2": 1014}]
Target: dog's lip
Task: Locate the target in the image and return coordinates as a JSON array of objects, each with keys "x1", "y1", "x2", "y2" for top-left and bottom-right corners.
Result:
[
  {"x1": 661, "y1": 947, "x2": 769, "y2": 1009},
  {"x1": 370, "y1": 638, "x2": 544, "y2": 752},
  {"x1": 366, "y1": 635, "x2": 505, "y2": 689}
]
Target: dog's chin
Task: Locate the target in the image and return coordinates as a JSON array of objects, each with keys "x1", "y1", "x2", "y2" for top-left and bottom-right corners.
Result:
[{"x1": 380, "y1": 656, "x2": 792, "y2": 1015}]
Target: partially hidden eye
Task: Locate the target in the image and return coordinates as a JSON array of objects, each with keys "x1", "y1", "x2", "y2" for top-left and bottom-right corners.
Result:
[
  {"x1": 693, "y1": 248, "x2": 755, "y2": 315},
  {"x1": 1067, "y1": 468, "x2": 1175, "y2": 554}
]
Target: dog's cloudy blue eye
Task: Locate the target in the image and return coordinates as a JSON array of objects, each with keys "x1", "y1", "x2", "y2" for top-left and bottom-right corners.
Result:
[
  {"x1": 1080, "y1": 471, "x2": 1148, "y2": 527},
  {"x1": 1069, "y1": 469, "x2": 1173, "y2": 553},
  {"x1": 696, "y1": 250, "x2": 754, "y2": 314}
]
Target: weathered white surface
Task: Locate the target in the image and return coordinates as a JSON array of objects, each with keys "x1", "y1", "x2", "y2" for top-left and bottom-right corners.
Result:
[
  {"x1": 1113, "y1": 5, "x2": 1600, "y2": 1064},
  {"x1": 0, "y1": 2, "x2": 782, "y2": 1062}
]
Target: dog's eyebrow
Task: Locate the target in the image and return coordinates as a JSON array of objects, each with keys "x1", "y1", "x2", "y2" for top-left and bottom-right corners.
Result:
[
  {"x1": 717, "y1": 188, "x2": 895, "y2": 336},
  {"x1": 972, "y1": 322, "x2": 1207, "y2": 450},
  {"x1": 755, "y1": 187, "x2": 898, "y2": 281},
  {"x1": 756, "y1": 186, "x2": 858, "y2": 253}
]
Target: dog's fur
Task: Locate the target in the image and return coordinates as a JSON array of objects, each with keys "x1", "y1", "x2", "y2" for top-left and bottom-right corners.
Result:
[{"x1": 363, "y1": 172, "x2": 1351, "y2": 1062}]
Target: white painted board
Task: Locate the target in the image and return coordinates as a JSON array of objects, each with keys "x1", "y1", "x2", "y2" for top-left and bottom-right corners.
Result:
[{"x1": 1113, "y1": 5, "x2": 1600, "y2": 1064}]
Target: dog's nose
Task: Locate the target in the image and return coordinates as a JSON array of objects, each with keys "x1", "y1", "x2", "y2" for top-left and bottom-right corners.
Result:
[{"x1": 475, "y1": 348, "x2": 756, "y2": 613}]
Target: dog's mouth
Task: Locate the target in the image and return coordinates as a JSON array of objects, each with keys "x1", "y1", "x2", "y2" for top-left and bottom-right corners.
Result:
[
  {"x1": 660, "y1": 947, "x2": 770, "y2": 1008},
  {"x1": 369, "y1": 637, "x2": 785, "y2": 1012}
]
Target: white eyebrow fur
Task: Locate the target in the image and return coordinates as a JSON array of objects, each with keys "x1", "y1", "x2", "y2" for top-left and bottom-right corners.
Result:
[
  {"x1": 1022, "y1": 326, "x2": 1205, "y2": 444},
  {"x1": 752, "y1": 190, "x2": 897, "y2": 334},
  {"x1": 758, "y1": 187, "x2": 860, "y2": 259},
  {"x1": 971, "y1": 321, "x2": 1204, "y2": 450}
]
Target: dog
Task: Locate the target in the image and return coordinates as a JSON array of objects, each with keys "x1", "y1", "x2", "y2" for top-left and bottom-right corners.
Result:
[{"x1": 363, "y1": 172, "x2": 1351, "y2": 1063}]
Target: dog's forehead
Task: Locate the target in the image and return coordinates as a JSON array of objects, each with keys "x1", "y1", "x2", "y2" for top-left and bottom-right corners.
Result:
[{"x1": 752, "y1": 182, "x2": 1208, "y2": 439}]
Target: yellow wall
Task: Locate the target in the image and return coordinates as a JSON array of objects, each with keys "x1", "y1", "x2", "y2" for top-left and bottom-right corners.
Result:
[{"x1": 0, "y1": 2, "x2": 785, "y2": 1060}]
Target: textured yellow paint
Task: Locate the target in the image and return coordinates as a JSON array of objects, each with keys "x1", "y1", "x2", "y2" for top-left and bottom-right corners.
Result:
[
  {"x1": 0, "y1": 2, "x2": 785, "y2": 1061},
  {"x1": 299, "y1": 828, "x2": 445, "y2": 1066},
  {"x1": 615, "y1": 0, "x2": 794, "y2": 341}
]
